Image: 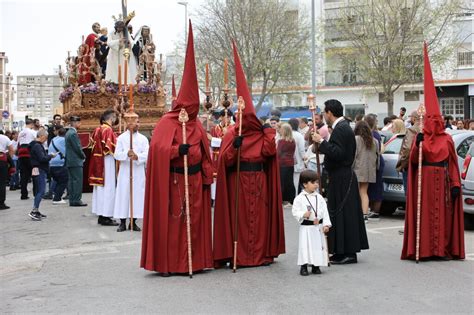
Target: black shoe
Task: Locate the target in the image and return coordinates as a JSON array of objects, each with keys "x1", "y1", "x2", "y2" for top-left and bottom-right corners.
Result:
[
  {"x1": 101, "y1": 217, "x2": 119, "y2": 226},
  {"x1": 0, "y1": 204, "x2": 10, "y2": 210},
  {"x1": 368, "y1": 212, "x2": 380, "y2": 220},
  {"x1": 70, "y1": 201, "x2": 88, "y2": 207},
  {"x1": 128, "y1": 223, "x2": 141, "y2": 232},
  {"x1": 331, "y1": 256, "x2": 357, "y2": 265},
  {"x1": 21, "y1": 196, "x2": 29, "y2": 200},
  {"x1": 160, "y1": 272, "x2": 170, "y2": 277},
  {"x1": 63, "y1": 195, "x2": 69, "y2": 200},
  {"x1": 28, "y1": 211, "x2": 41, "y2": 221},
  {"x1": 330, "y1": 254, "x2": 344, "y2": 262},
  {"x1": 117, "y1": 221, "x2": 127, "y2": 232},
  {"x1": 300, "y1": 265, "x2": 309, "y2": 276},
  {"x1": 312, "y1": 266, "x2": 321, "y2": 274},
  {"x1": 42, "y1": 194, "x2": 53, "y2": 200},
  {"x1": 9, "y1": 187, "x2": 17, "y2": 191},
  {"x1": 37, "y1": 211, "x2": 47, "y2": 218}
]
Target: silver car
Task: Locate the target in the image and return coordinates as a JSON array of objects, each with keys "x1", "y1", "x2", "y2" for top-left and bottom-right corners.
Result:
[
  {"x1": 381, "y1": 130, "x2": 474, "y2": 214},
  {"x1": 461, "y1": 142, "x2": 474, "y2": 228}
]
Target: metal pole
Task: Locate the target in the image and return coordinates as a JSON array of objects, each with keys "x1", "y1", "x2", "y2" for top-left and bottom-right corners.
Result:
[{"x1": 311, "y1": 0, "x2": 316, "y2": 96}]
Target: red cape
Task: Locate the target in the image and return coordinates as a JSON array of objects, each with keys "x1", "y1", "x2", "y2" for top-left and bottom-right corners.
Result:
[
  {"x1": 213, "y1": 123, "x2": 285, "y2": 264},
  {"x1": 88, "y1": 123, "x2": 116, "y2": 186}
]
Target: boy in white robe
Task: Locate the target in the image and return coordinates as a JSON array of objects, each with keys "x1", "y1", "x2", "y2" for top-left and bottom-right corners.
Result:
[
  {"x1": 292, "y1": 170, "x2": 331, "y2": 276},
  {"x1": 113, "y1": 121, "x2": 149, "y2": 232}
]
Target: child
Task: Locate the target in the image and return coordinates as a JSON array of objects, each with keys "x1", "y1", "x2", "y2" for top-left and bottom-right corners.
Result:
[{"x1": 292, "y1": 170, "x2": 331, "y2": 276}]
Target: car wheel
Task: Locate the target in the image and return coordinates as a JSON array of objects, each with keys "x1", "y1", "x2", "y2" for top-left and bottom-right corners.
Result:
[{"x1": 464, "y1": 213, "x2": 474, "y2": 230}]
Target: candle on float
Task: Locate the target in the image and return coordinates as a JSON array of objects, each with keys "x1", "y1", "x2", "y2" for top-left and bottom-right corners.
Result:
[
  {"x1": 82, "y1": 35, "x2": 84, "y2": 44},
  {"x1": 205, "y1": 63, "x2": 209, "y2": 92},
  {"x1": 118, "y1": 64, "x2": 122, "y2": 95},
  {"x1": 223, "y1": 58, "x2": 228, "y2": 88},
  {"x1": 129, "y1": 84, "x2": 134, "y2": 111},
  {"x1": 124, "y1": 61, "x2": 128, "y2": 87}
]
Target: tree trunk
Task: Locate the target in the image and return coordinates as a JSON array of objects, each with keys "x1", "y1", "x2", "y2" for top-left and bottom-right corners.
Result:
[{"x1": 386, "y1": 90, "x2": 394, "y2": 116}]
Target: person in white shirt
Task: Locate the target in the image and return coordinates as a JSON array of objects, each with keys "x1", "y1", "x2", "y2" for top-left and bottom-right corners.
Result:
[
  {"x1": 113, "y1": 121, "x2": 149, "y2": 232},
  {"x1": 17, "y1": 118, "x2": 38, "y2": 200},
  {"x1": 0, "y1": 131, "x2": 13, "y2": 209},
  {"x1": 292, "y1": 170, "x2": 331, "y2": 276},
  {"x1": 288, "y1": 119, "x2": 306, "y2": 193},
  {"x1": 298, "y1": 117, "x2": 310, "y2": 138}
]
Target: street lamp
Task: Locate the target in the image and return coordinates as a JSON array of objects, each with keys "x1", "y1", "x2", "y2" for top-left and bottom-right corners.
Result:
[{"x1": 178, "y1": 1, "x2": 188, "y2": 45}]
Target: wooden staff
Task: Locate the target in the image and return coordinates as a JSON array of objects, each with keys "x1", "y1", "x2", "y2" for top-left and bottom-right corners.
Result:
[
  {"x1": 178, "y1": 108, "x2": 193, "y2": 278},
  {"x1": 308, "y1": 94, "x2": 322, "y2": 189},
  {"x1": 128, "y1": 84, "x2": 134, "y2": 231},
  {"x1": 415, "y1": 103, "x2": 426, "y2": 263},
  {"x1": 233, "y1": 96, "x2": 245, "y2": 272}
]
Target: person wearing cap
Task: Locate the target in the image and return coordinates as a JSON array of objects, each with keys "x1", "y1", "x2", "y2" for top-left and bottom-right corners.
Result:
[
  {"x1": 65, "y1": 116, "x2": 87, "y2": 207},
  {"x1": 396, "y1": 110, "x2": 421, "y2": 196}
]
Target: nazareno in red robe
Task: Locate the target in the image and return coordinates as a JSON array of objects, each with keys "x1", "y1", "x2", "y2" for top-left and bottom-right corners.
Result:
[
  {"x1": 140, "y1": 21, "x2": 214, "y2": 274},
  {"x1": 213, "y1": 41, "x2": 285, "y2": 267},
  {"x1": 401, "y1": 43, "x2": 465, "y2": 260},
  {"x1": 88, "y1": 123, "x2": 116, "y2": 186}
]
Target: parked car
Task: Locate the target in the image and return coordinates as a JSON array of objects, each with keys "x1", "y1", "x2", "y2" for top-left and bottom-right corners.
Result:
[
  {"x1": 381, "y1": 130, "x2": 474, "y2": 214},
  {"x1": 461, "y1": 142, "x2": 474, "y2": 229}
]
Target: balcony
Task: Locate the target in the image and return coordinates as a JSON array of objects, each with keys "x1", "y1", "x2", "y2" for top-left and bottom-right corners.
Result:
[
  {"x1": 457, "y1": 51, "x2": 473, "y2": 68},
  {"x1": 324, "y1": 70, "x2": 366, "y2": 86}
]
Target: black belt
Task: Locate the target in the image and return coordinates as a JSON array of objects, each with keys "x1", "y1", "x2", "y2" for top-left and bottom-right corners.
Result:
[
  {"x1": 301, "y1": 219, "x2": 323, "y2": 226},
  {"x1": 229, "y1": 162, "x2": 263, "y2": 173},
  {"x1": 422, "y1": 160, "x2": 447, "y2": 168},
  {"x1": 170, "y1": 162, "x2": 202, "y2": 175}
]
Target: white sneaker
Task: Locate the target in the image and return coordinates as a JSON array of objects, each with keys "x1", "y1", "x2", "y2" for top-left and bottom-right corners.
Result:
[{"x1": 52, "y1": 199, "x2": 66, "y2": 205}]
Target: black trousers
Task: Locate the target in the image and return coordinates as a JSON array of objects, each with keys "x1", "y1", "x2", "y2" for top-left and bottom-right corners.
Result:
[
  {"x1": 50, "y1": 166, "x2": 69, "y2": 201},
  {"x1": 280, "y1": 166, "x2": 295, "y2": 203},
  {"x1": 67, "y1": 166, "x2": 83, "y2": 205},
  {"x1": 0, "y1": 161, "x2": 7, "y2": 205},
  {"x1": 19, "y1": 157, "x2": 34, "y2": 198}
]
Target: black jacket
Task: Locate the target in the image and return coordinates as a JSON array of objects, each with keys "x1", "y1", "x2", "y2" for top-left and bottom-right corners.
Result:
[
  {"x1": 30, "y1": 140, "x2": 52, "y2": 172},
  {"x1": 319, "y1": 119, "x2": 356, "y2": 171}
]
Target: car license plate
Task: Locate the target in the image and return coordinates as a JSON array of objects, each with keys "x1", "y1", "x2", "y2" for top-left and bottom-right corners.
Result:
[{"x1": 388, "y1": 184, "x2": 404, "y2": 192}]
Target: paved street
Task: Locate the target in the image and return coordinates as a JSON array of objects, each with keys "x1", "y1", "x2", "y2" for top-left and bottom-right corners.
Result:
[{"x1": 1, "y1": 189, "x2": 473, "y2": 314}]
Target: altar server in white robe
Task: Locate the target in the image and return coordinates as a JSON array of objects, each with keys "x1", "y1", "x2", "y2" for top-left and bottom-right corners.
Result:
[
  {"x1": 105, "y1": 20, "x2": 138, "y2": 84},
  {"x1": 292, "y1": 170, "x2": 331, "y2": 276},
  {"x1": 114, "y1": 121, "x2": 149, "y2": 232}
]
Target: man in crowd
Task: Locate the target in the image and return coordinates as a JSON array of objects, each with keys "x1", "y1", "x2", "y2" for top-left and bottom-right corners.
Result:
[
  {"x1": 298, "y1": 117, "x2": 309, "y2": 138},
  {"x1": 141, "y1": 23, "x2": 214, "y2": 276},
  {"x1": 213, "y1": 41, "x2": 285, "y2": 268},
  {"x1": 89, "y1": 109, "x2": 118, "y2": 226},
  {"x1": 65, "y1": 116, "x2": 87, "y2": 207},
  {"x1": 17, "y1": 118, "x2": 37, "y2": 200},
  {"x1": 44, "y1": 114, "x2": 63, "y2": 200},
  {"x1": 288, "y1": 118, "x2": 306, "y2": 193},
  {"x1": 0, "y1": 131, "x2": 14, "y2": 210},
  {"x1": 401, "y1": 44, "x2": 464, "y2": 261},
  {"x1": 113, "y1": 119, "x2": 149, "y2": 232},
  {"x1": 396, "y1": 110, "x2": 420, "y2": 195},
  {"x1": 48, "y1": 126, "x2": 68, "y2": 204},
  {"x1": 312, "y1": 99, "x2": 369, "y2": 264}
]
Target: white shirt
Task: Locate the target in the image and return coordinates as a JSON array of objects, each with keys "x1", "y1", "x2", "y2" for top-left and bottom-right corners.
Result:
[
  {"x1": 0, "y1": 134, "x2": 12, "y2": 153},
  {"x1": 331, "y1": 116, "x2": 345, "y2": 131},
  {"x1": 292, "y1": 190, "x2": 331, "y2": 226},
  {"x1": 18, "y1": 127, "x2": 37, "y2": 145},
  {"x1": 292, "y1": 130, "x2": 306, "y2": 173}
]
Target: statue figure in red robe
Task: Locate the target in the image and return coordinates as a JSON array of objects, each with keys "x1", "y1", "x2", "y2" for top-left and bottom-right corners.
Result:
[
  {"x1": 140, "y1": 21, "x2": 214, "y2": 276},
  {"x1": 401, "y1": 43, "x2": 465, "y2": 261},
  {"x1": 78, "y1": 22, "x2": 101, "y2": 85},
  {"x1": 213, "y1": 42, "x2": 285, "y2": 268},
  {"x1": 210, "y1": 109, "x2": 232, "y2": 176}
]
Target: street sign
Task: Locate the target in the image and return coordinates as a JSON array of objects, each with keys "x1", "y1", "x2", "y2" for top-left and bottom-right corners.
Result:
[{"x1": 2, "y1": 111, "x2": 9, "y2": 119}]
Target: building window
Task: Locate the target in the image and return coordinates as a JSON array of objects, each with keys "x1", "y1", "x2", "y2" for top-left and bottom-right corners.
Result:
[
  {"x1": 345, "y1": 104, "x2": 365, "y2": 120},
  {"x1": 440, "y1": 97, "x2": 464, "y2": 120},
  {"x1": 404, "y1": 90, "x2": 423, "y2": 102}
]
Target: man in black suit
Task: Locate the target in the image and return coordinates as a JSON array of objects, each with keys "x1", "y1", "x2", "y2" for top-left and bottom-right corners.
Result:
[
  {"x1": 312, "y1": 99, "x2": 369, "y2": 264},
  {"x1": 65, "y1": 116, "x2": 87, "y2": 207}
]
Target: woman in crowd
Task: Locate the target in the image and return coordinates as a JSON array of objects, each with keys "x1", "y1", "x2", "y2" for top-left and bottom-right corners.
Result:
[
  {"x1": 353, "y1": 121, "x2": 378, "y2": 220},
  {"x1": 277, "y1": 123, "x2": 296, "y2": 205},
  {"x1": 365, "y1": 114, "x2": 384, "y2": 220}
]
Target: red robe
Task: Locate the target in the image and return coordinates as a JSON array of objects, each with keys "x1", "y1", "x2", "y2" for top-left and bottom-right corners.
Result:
[
  {"x1": 88, "y1": 124, "x2": 116, "y2": 186},
  {"x1": 140, "y1": 111, "x2": 214, "y2": 273},
  {"x1": 78, "y1": 33, "x2": 97, "y2": 85},
  {"x1": 401, "y1": 130, "x2": 465, "y2": 260},
  {"x1": 213, "y1": 123, "x2": 285, "y2": 267}
]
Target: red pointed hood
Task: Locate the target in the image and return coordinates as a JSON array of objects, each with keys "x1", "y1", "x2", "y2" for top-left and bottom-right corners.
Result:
[
  {"x1": 421, "y1": 42, "x2": 450, "y2": 162},
  {"x1": 423, "y1": 42, "x2": 444, "y2": 136},
  {"x1": 232, "y1": 41, "x2": 262, "y2": 134},
  {"x1": 172, "y1": 20, "x2": 199, "y2": 120}
]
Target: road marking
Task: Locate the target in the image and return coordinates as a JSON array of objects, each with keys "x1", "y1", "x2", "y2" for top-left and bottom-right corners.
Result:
[{"x1": 366, "y1": 225, "x2": 404, "y2": 234}]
